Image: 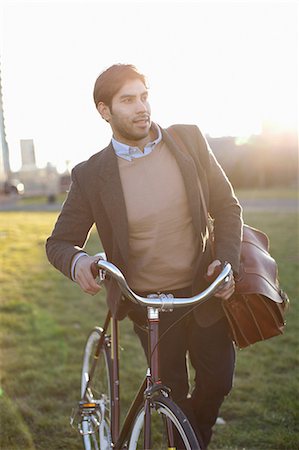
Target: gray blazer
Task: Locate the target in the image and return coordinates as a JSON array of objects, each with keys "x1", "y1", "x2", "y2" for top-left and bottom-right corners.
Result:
[{"x1": 46, "y1": 124, "x2": 242, "y2": 326}]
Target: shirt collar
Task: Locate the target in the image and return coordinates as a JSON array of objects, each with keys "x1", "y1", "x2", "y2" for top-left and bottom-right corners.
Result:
[{"x1": 112, "y1": 123, "x2": 162, "y2": 162}]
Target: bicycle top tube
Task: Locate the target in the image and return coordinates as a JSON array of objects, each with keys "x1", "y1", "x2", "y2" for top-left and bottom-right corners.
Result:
[{"x1": 95, "y1": 258, "x2": 232, "y2": 311}]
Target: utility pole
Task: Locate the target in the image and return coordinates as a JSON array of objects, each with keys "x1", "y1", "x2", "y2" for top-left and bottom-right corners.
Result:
[{"x1": 0, "y1": 59, "x2": 11, "y2": 188}]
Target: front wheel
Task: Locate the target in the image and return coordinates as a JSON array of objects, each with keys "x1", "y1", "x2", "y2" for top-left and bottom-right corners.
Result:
[
  {"x1": 81, "y1": 327, "x2": 112, "y2": 450},
  {"x1": 128, "y1": 396, "x2": 202, "y2": 450}
]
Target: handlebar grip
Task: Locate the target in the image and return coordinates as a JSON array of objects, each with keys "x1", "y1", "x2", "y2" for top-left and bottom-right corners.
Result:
[{"x1": 204, "y1": 263, "x2": 225, "y2": 283}]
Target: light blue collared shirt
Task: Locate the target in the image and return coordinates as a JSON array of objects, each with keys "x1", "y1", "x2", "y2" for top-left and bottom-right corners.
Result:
[{"x1": 111, "y1": 123, "x2": 162, "y2": 161}]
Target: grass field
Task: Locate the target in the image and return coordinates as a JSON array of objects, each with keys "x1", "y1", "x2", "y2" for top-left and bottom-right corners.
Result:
[{"x1": 0, "y1": 205, "x2": 298, "y2": 449}]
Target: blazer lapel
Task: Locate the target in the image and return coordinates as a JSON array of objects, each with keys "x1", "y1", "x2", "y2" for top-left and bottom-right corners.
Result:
[
  {"x1": 162, "y1": 127, "x2": 204, "y2": 237},
  {"x1": 98, "y1": 144, "x2": 129, "y2": 263}
]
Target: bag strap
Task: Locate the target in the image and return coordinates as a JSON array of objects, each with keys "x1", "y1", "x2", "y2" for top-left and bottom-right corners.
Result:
[{"x1": 167, "y1": 127, "x2": 215, "y2": 256}]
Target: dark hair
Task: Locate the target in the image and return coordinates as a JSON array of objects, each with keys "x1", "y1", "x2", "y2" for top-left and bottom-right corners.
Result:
[{"x1": 93, "y1": 64, "x2": 148, "y2": 108}]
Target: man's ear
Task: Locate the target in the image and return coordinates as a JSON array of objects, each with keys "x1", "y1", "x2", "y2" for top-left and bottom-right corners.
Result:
[{"x1": 97, "y1": 102, "x2": 111, "y2": 122}]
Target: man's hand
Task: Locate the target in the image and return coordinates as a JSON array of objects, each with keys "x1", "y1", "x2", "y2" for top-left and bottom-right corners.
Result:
[
  {"x1": 74, "y1": 255, "x2": 102, "y2": 295},
  {"x1": 206, "y1": 259, "x2": 235, "y2": 300}
]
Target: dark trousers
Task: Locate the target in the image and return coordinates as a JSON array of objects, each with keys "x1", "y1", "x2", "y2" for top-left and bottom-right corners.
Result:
[{"x1": 128, "y1": 286, "x2": 235, "y2": 448}]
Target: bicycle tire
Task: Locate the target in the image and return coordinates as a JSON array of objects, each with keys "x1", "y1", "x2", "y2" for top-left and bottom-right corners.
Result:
[
  {"x1": 128, "y1": 395, "x2": 202, "y2": 450},
  {"x1": 81, "y1": 327, "x2": 112, "y2": 450}
]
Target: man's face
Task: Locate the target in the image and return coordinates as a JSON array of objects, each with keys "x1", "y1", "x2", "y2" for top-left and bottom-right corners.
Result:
[{"x1": 98, "y1": 79, "x2": 152, "y2": 147}]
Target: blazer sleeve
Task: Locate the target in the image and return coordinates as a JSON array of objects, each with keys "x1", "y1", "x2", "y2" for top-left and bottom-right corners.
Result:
[
  {"x1": 45, "y1": 165, "x2": 95, "y2": 279},
  {"x1": 194, "y1": 126, "x2": 243, "y2": 273}
]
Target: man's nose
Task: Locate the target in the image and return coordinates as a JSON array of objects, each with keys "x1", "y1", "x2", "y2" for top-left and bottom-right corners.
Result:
[{"x1": 136, "y1": 99, "x2": 148, "y2": 113}]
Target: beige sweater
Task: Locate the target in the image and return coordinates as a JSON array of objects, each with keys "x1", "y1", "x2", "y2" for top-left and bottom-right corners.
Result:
[{"x1": 118, "y1": 141, "x2": 199, "y2": 292}]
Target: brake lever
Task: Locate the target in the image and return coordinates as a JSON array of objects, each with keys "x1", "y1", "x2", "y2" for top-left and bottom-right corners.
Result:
[{"x1": 90, "y1": 260, "x2": 106, "y2": 281}]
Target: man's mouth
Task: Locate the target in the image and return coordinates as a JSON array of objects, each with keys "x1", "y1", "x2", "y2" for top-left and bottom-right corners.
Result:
[{"x1": 133, "y1": 116, "x2": 150, "y2": 124}]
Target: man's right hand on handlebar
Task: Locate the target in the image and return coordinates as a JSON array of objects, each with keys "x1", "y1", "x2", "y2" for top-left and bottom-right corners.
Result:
[{"x1": 74, "y1": 255, "x2": 101, "y2": 296}]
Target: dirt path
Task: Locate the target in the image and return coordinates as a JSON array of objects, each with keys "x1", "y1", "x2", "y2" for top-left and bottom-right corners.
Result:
[
  {"x1": 239, "y1": 198, "x2": 298, "y2": 212},
  {"x1": 0, "y1": 197, "x2": 298, "y2": 212}
]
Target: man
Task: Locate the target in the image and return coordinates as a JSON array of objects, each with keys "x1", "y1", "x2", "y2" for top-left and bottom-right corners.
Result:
[{"x1": 46, "y1": 64, "x2": 242, "y2": 448}]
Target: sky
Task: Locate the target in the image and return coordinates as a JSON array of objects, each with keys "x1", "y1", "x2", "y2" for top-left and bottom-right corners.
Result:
[{"x1": 0, "y1": 0, "x2": 298, "y2": 172}]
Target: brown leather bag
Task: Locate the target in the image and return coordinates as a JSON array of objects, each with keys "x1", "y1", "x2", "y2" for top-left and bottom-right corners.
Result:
[
  {"x1": 221, "y1": 225, "x2": 289, "y2": 348},
  {"x1": 167, "y1": 127, "x2": 289, "y2": 348}
]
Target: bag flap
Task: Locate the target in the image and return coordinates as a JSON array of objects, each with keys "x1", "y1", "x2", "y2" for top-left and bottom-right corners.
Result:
[
  {"x1": 235, "y1": 225, "x2": 284, "y2": 302},
  {"x1": 242, "y1": 224, "x2": 270, "y2": 252}
]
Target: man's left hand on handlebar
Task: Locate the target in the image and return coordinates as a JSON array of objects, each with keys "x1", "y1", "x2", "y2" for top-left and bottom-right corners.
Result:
[{"x1": 206, "y1": 260, "x2": 235, "y2": 300}]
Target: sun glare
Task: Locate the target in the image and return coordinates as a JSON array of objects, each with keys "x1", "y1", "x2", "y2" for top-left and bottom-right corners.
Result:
[{"x1": 1, "y1": 1, "x2": 297, "y2": 171}]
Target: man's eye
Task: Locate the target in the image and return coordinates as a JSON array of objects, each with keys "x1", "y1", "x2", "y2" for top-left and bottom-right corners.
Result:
[{"x1": 123, "y1": 98, "x2": 132, "y2": 103}]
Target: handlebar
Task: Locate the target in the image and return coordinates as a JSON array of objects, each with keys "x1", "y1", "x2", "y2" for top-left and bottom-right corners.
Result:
[{"x1": 94, "y1": 258, "x2": 232, "y2": 311}]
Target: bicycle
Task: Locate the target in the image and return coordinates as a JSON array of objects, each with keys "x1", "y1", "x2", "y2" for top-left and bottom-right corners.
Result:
[{"x1": 70, "y1": 255, "x2": 231, "y2": 450}]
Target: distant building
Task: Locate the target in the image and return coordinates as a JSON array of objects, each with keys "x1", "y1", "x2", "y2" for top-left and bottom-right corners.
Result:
[
  {"x1": 16, "y1": 139, "x2": 59, "y2": 197},
  {"x1": 20, "y1": 139, "x2": 36, "y2": 169}
]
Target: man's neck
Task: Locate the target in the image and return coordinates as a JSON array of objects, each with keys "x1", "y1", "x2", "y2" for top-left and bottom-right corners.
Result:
[{"x1": 113, "y1": 123, "x2": 158, "y2": 151}]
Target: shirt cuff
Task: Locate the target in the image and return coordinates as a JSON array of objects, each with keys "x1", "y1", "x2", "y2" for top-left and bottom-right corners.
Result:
[{"x1": 71, "y1": 252, "x2": 88, "y2": 281}]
